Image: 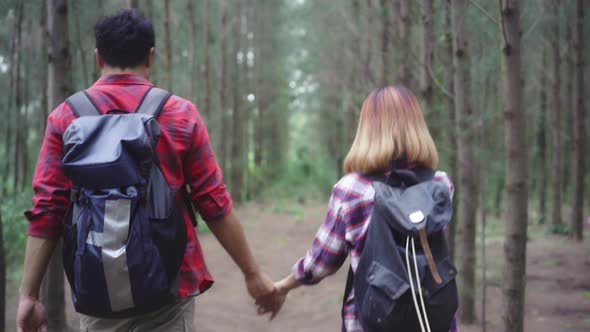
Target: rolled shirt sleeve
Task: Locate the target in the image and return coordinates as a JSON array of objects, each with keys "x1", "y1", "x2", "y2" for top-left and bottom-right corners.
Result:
[
  {"x1": 25, "y1": 104, "x2": 73, "y2": 239},
  {"x1": 182, "y1": 105, "x2": 233, "y2": 222},
  {"x1": 292, "y1": 186, "x2": 349, "y2": 284}
]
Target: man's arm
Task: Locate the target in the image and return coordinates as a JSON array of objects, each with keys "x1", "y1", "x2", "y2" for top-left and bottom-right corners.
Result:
[
  {"x1": 20, "y1": 236, "x2": 58, "y2": 298},
  {"x1": 207, "y1": 210, "x2": 277, "y2": 311},
  {"x1": 17, "y1": 236, "x2": 58, "y2": 332},
  {"x1": 181, "y1": 104, "x2": 279, "y2": 316}
]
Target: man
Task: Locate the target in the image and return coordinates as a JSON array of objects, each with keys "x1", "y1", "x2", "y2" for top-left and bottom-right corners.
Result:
[{"x1": 17, "y1": 9, "x2": 277, "y2": 332}]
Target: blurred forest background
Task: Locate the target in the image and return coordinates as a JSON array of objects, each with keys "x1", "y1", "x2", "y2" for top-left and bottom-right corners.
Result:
[{"x1": 0, "y1": 0, "x2": 588, "y2": 331}]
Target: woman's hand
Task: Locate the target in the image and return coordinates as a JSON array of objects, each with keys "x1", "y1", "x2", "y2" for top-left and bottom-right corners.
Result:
[{"x1": 257, "y1": 274, "x2": 301, "y2": 320}]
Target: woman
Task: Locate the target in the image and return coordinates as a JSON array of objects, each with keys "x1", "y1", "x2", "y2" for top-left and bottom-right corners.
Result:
[{"x1": 265, "y1": 86, "x2": 458, "y2": 331}]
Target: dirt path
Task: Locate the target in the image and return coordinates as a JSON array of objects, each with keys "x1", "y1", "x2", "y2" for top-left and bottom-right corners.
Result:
[{"x1": 5, "y1": 203, "x2": 590, "y2": 331}]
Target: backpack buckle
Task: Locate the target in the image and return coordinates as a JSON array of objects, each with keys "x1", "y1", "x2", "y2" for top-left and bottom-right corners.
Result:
[{"x1": 138, "y1": 185, "x2": 147, "y2": 205}]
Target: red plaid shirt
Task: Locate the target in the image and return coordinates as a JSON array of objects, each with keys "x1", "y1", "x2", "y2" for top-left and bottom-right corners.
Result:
[{"x1": 25, "y1": 73, "x2": 233, "y2": 297}]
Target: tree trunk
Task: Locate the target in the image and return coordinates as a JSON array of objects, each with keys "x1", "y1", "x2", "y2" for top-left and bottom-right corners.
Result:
[
  {"x1": 253, "y1": 4, "x2": 266, "y2": 169},
  {"x1": 45, "y1": 0, "x2": 72, "y2": 330},
  {"x1": 549, "y1": 0, "x2": 562, "y2": 228},
  {"x1": 537, "y1": 48, "x2": 549, "y2": 223},
  {"x1": 380, "y1": 0, "x2": 392, "y2": 86},
  {"x1": 128, "y1": 0, "x2": 139, "y2": 8},
  {"x1": 572, "y1": 0, "x2": 585, "y2": 240},
  {"x1": 420, "y1": 0, "x2": 434, "y2": 108},
  {"x1": 203, "y1": 0, "x2": 211, "y2": 120},
  {"x1": 187, "y1": 0, "x2": 198, "y2": 103},
  {"x1": 72, "y1": 0, "x2": 89, "y2": 87},
  {"x1": 231, "y1": 0, "x2": 243, "y2": 202},
  {"x1": 163, "y1": 0, "x2": 172, "y2": 91},
  {"x1": 395, "y1": 0, "x2": 412, "y2": 87},
  {"x1": 350, "y1": 0, "x2": 362, "y2": 145},
  {"x1": 451, "y1": 0, "x2": 478, "y2": 323},
  {"x1": 12, "y1": 3, "x2": 24, "y2": 193},
  {"x1": 420, "y1": 0, "x2": 437, "y2": 139},
  {"x1": 0, "y1": 209, "x2": 5, "y2": 332},
  {"x1": 19, "y1": 21, "x2": 32, "y2": 191},
  {"x1": 500, "y1": 1, "x2": 528, "y2": 331},
  {"x1": 40, "y1": 0, "x2": 49, "y2": 137},
  {"x1": 563, "y1": 15, "x2": 574, "y2": 200},
  {"x1": 219, "y1": 4, "x2": 229, "y2": 176},
  {"x1": 363, "y1": 0, "x2": 376, "y2": 86},
  {"x1": 3, "y1": 1, "x2": 23, "y2": 193},
  {"x1": 445, "y1": 0, "x2": 458, "y2": 261}
]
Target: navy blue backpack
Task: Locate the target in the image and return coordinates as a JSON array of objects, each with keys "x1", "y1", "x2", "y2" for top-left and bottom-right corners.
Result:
[
  {"x1": 61, "y1": 87, "x2": 194, "y2": 318},
  {"x1": 345, "y1": 168, "x2": 458, "y2": 332}
]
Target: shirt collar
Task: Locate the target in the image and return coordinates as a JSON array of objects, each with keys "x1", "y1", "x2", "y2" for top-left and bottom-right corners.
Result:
[{"x1": 92, "y1": 73, "x2": 154, "y2": 87}]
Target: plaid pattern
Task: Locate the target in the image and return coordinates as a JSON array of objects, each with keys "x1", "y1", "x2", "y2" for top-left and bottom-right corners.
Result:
[
  {"x1": 293, "y1": 171, "x2": 458, "y2": 332},
  {"x1": 25, "y1": 73, "x2": 233, "y2": 297}
]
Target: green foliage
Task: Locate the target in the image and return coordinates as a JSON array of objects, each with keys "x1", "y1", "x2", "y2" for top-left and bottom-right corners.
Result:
[
  {"x1": 547, "y1": 223, "x2": 571, "y2": 235},
  {"x1": 260, "y1": 148, "x2": 338, "y2": 204},
  {"x1": 0, "y1": 189, "x2": 32, "y2": 283}
]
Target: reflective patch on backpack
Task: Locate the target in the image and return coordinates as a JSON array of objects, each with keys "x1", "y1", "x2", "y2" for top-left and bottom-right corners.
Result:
[{"x1": 102, "y1": 198, "x2": 134, "y2": 312}]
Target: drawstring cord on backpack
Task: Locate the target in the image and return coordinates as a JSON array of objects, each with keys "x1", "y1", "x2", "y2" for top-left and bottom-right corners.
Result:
[{"x1": 405, "y1": 236, "x2": 432, "y2": 332}]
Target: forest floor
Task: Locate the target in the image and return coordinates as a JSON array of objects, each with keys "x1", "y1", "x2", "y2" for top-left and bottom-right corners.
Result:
[{"x1": 5, "y1": 202, "x2": 590, "y2": 332}]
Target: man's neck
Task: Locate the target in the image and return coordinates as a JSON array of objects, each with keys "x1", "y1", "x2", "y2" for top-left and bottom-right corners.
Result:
[{"x1": 101, "y1": 66, "x2": 150, "y2": 80}]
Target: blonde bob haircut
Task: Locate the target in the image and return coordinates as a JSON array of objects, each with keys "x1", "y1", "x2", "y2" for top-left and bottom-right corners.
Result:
[{"x1": 343, "y1": 85, "x2": 438, "y2": 174}]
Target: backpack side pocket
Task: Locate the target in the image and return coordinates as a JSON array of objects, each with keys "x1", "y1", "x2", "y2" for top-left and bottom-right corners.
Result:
[{"x1": 360, "y1": 261, "x2": 410, "y2": 328}]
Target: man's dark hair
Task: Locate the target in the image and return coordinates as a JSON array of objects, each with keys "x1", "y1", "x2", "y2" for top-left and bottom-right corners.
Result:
[{"x1": 94, "y1": 9, "x2": 155, "y2": 68}]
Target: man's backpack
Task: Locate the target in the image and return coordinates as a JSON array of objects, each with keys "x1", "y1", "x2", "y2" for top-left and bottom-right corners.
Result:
[
  {"x1": 349, "y1": 168, "x2": 458, "y2": 332},
  {"x1": 61, "y1": 87, "x2": 194, "y2": 318}
]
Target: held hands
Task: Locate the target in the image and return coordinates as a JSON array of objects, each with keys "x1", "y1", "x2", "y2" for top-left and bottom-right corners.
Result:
[
  {"x1": 16, "y1": 295, "x2": 48, "y2": 332},
  {"x1": 255, "y1": 275, "x2": 293, "y2": 320},
  {"x1": 245, "y1": 271, "x2": 282, "y2": 320},
  {"x1": 245, "y1": 271, "x2": 291, "y2": 320}
]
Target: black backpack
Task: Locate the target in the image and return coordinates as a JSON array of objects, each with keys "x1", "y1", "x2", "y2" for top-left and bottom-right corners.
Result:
[
  {"x1": 61, "y1": 88, "x2": 196, "y2": 317},
  {"x1": 346, "y1": 168, "x2": 458, "y2": 332}
]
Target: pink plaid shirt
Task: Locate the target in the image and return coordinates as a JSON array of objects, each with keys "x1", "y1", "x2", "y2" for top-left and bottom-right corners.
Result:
[{"x1": 292, "y1": 171, "x2": 458, "y2": 332}]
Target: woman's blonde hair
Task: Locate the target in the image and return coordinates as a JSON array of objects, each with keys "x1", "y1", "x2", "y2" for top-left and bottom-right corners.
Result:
[{"x1": 343, "y1": 85, "x2": 438, "y2": 174}]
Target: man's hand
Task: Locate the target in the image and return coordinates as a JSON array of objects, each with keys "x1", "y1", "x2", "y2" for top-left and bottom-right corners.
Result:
[
  {"x1": 256, "y1": 278, "x2": 288, "y2": 320},
  {"x1": 246, "y1": 271, "x2": 281, "y2": 319},
  {"x1": 257, "y1": 274, "x2": 299, "y2": 320},
  {"x1": 16, "y1": 295, "x2": 48, "y2": 332}
]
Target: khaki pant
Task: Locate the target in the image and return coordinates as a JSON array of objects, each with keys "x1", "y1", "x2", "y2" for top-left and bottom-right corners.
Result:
[{"x1": 79, "y1": 297, "x2": 195, "y2": 332}]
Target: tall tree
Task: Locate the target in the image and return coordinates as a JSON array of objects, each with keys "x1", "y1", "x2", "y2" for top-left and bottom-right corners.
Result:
[
  {"x1": 394, "y1": 0, "x2": 412, "y2": 87},
  {"x1": 72, "y1": 0, "x2": 89, "y2": 87},
  {"x1": 44, "y1": 0, "x2": 71, "y2": 330},
  {"x1": 202, "y1": 0, "x2": 212, "y2": 120},
  {"x1": 380, "y1": 0, "x2": 392, "y2": 86},
  {"x1": 451, "y1": 0, "x2": 478, "y2": 323},
  {"x1": 231, "y1": 0, "x2": 244, "y2": 202},
  {"x1": 537, "y1": 48, "x2": 549, "y2": 223},
  {"x1": 420, "y1": 0, "x2": 434, "y2": 123},
  {"x1": 219, "y1": 3, "x2": 230, "y2": 176},
  {"x1": 549, "y1": 0, "x2": 563, "y2": 228},
  {"x1": 12, "y1": 4, "x2": 24, "y2": 192},
  {"x1": 186, "y1": 0, "x2": 199, "y2": 103},
  {"x1": 0, "y1": 207, "x2": 5, "y2": 332},
  {"x1": 499, "y1": 0, "x2": 528, "y2": 331},
  {"x1": 163, "y1": 0, "x2": 172, "y2": 91},
  {"x1": 445, "y1": 0, "x2": 458, "y2": 261},
  {"x1": 571, "y1": 0, "x2": 585, "y2": 240},
  {"x1": 40, "y1": 0, "x2": 49, "y2": 136},
  {"x1": 563, "y1": 11, "x2": 574, "y2": 199},
  {"x1": 3, "y1": 1, "x2": 24, "y2": 193},
  {"x1": 128, "y1": 0, "x2": 139, "y2": 8}
]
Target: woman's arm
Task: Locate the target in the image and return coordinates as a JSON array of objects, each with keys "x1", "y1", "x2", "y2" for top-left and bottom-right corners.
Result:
[{"x1": 259, "y1": 185, "x2": 352, "y2": 319}]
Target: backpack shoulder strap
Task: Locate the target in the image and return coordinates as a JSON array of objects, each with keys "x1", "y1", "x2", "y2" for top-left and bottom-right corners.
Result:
[
  {"x1": 66, "y1": 91, "x2": 101, "y2": 118},
  {"x1": 136, "y1": 87, "x2": 172, "y2": 117}
]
